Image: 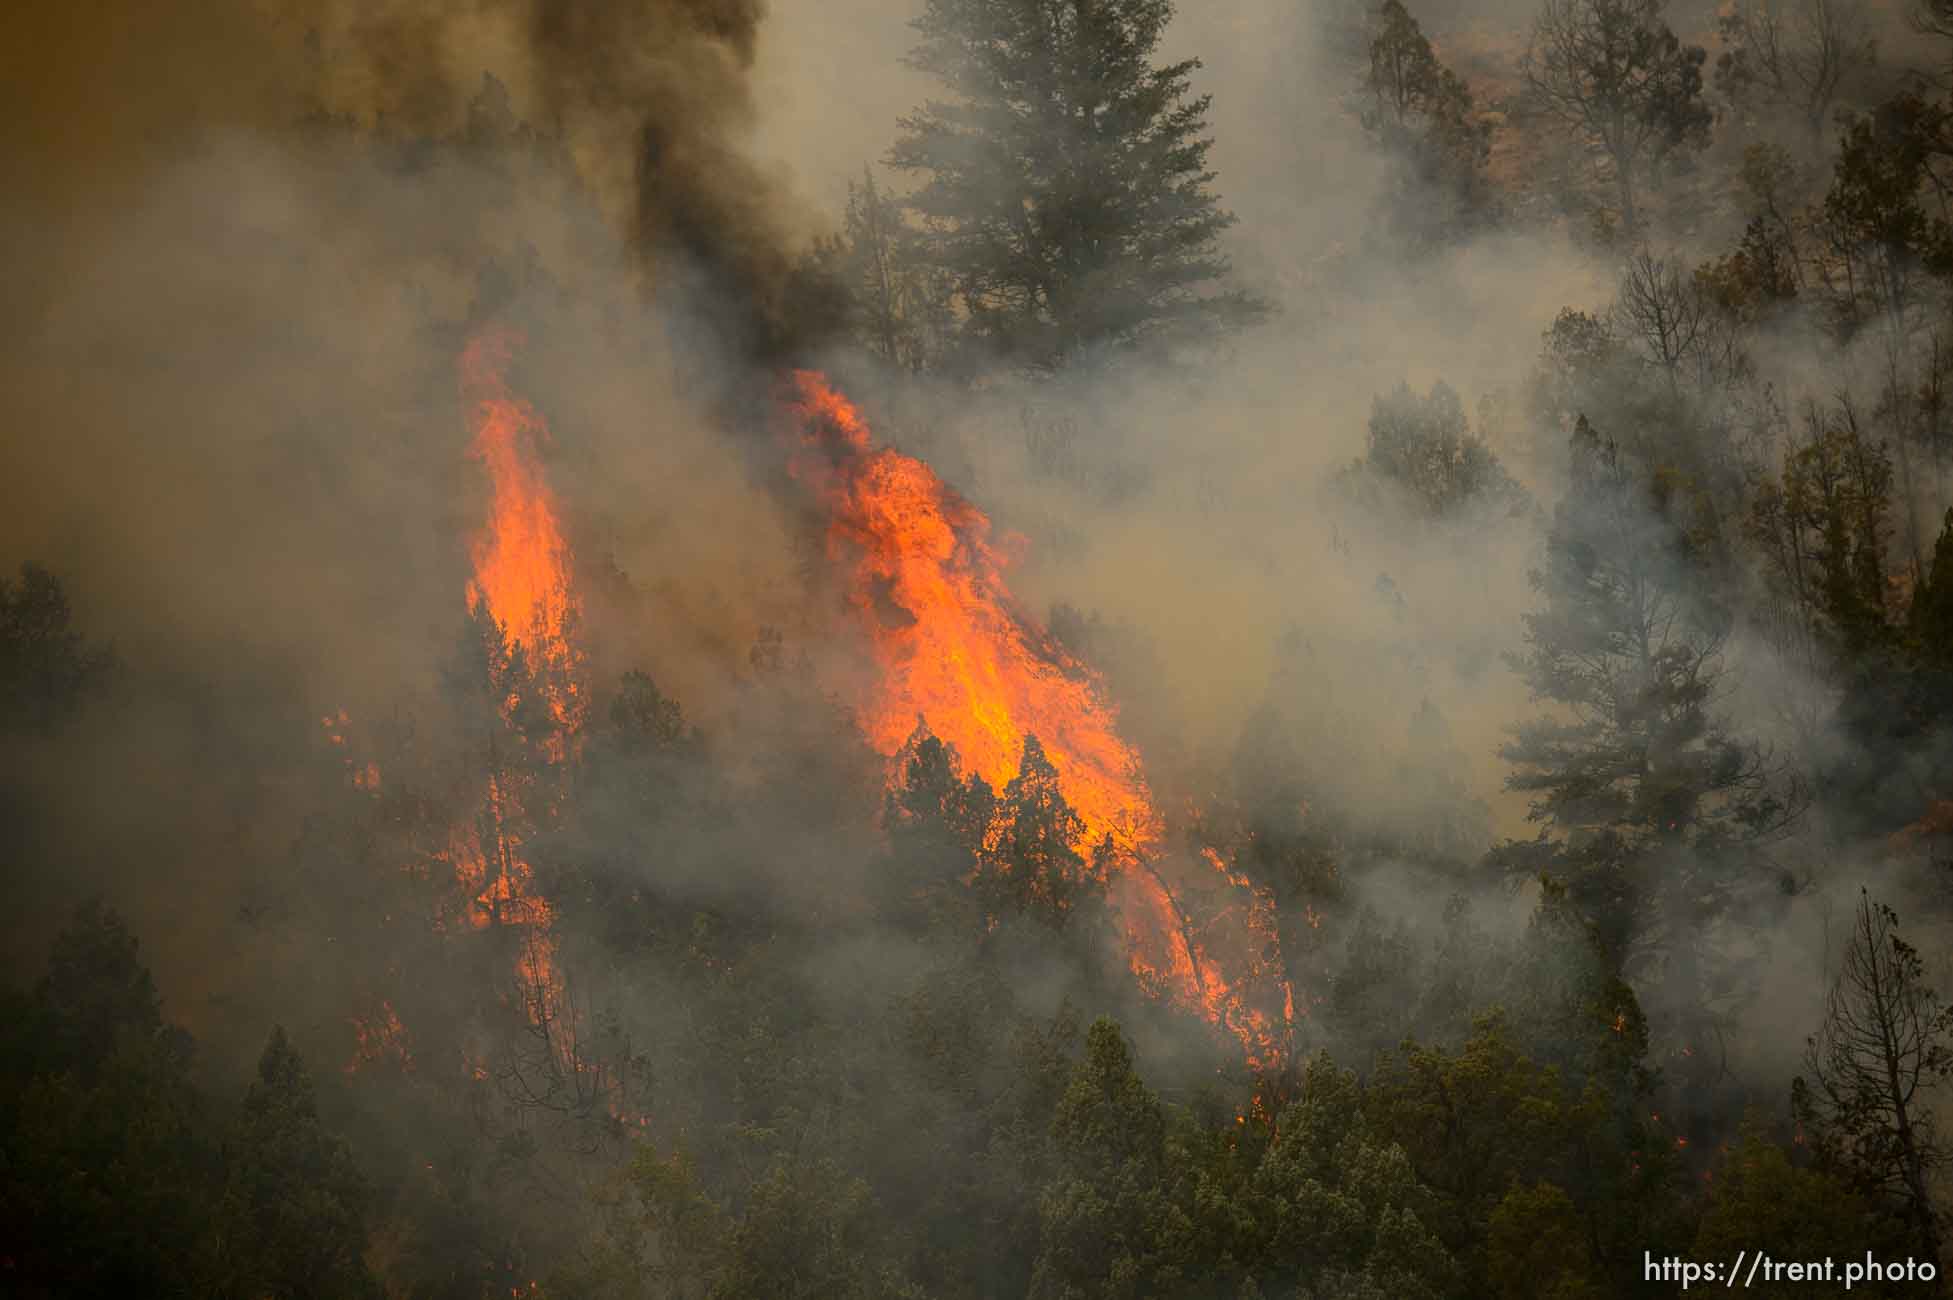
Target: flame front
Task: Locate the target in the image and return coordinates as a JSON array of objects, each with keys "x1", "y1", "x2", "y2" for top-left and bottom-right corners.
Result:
[
  {"x1": 786, "y1": 374, "x2": 1159, "y2": 850},
  {"x1": 455, "y1": 325, "x2": 579, "y2": 1059},
  {"x1": 786, "y1": 372, "x2": 1290, "y2": 1069},
  {"x1": 461, "y1": 326, "x2": 584, "y2": 738}
]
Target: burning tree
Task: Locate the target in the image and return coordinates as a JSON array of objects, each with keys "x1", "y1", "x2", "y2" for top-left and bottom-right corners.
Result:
[{"x1": 888, "y1": 0, "x2": 1266, "y2": 370}]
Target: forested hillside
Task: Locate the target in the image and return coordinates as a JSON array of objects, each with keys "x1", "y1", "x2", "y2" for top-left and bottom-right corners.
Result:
[{"x1": 6, "y1": 0, "x2": 1953, "y2": 1295}]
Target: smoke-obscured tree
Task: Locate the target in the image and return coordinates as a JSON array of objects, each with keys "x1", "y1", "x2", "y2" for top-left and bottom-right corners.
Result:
[
  {"x1": 1527, "y1": 308, "x2": 1678, "y2": 470},
  {"x1": 1522, "y1": 0, "x2": 1712, "y2": 237},
  {"x1": 1911, "y1": 508, "x2": 1953, "y2": 659},
  {"x1": 1794, "y1": 891, "x2": 1953, "y2": 1265},
  {"x1": 1613, "y1": 250, "x2": 1744, "y2": 398},
  {"x1": 825, "y1": 166, "x2": 956, "y2": 373},
  {"x1": 1692, "y1": 1124, "x2": 1882, "y2": 1296},
  {"x1": 888, "y1": 0, "x2": 1267, "y2": 371},
  {"x1": 1495, "y1": 419, "x2": 1797, "y2": 1090},
  {"x1": 1363, "y1": 0, "x2": 1495, "y2": 244},
  {"x1": 1715, "y1": 0, "x2": 1875, "y2": 138},
  {"x1": 560, "y1": 1144, "x2": 728, "y2": 1299},
  {"x1": 1698, "y1": 145, "x2": 1807, "y2": 328},
  {"x1": 1814, "y1": 93, "x2": 1953, "y2": 337},
  {"x1": 0, "y1": 903, "x2": 214, "y2": 1296},
  {"x1": 1336, "y1": 380, "x2": 1532, "y2": 523},
  {"x1": 1810, "y1": 94, "x2": 1953, "y2": 580},
  {"x1": 213, "y1": 1027, "x2": 378, "y2": 1300},
  {"x1": 0, "y1": 563, "x2": 114, "y2": 735},
  {"x1": 713, "y1": 1157, "x2": 924, "y2": 1300},
  {"x1": 1746, "y1": 399, "x2": 1895, "y2": 667}
]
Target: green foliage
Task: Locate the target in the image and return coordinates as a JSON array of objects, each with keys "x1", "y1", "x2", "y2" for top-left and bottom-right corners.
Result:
[
  {"x1": 980, "y1": 735, "x2": 1105, "y2": 929},
  {"x1": 1495, "y1": 418, "x2": 1794, "y2": 1032},
  {"x1": 1336, "y1": 380, "x2": 1531, "y2": 523},
  {"x1": 1693, "y1": 1124, "x2": 1883, "y2": 1297},
  {"x1": 888, "y1": 0, "x2": 1266, "y2": 370},
  {"x1": 1816, "y1": 93, "x2": 1953, "y2": 333},
  {"x1": 1485, "y1": 1182, "x2": 1602, "y2": 1300},
  {"x1": 1747, "y1": 401, "x2": 1896, "y2": 662},
  {"x1": 1249, "y1": 1052, "x2": 1456, "y2": 1300},
  {"x1": 714, "y1": 1158, "x2": 923, "y2": 1300},
  {"x1": 1366, "y1": 1010, "x2": 1668, "y2": 1293}
]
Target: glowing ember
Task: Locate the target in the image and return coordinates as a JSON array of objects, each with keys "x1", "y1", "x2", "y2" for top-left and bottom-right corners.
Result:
[
  {"x1": 347, "y1": 1000, "x2": 412, "y2": 1073},
  {"x1": 785, "y1": 371, "x2": 1291, "y2": 1070}
]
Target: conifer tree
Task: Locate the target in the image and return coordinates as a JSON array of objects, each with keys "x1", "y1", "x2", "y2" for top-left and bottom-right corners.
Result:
[
  {"x1": 889, "y1": 0, "x2": 1266, "y2": 370},
  {"x1": 1496, "y1": 419, "x2": 1796, "y2": 1097}
]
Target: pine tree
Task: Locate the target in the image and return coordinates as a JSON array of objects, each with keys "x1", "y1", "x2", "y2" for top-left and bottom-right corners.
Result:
[
  {"x1": 1337, "y1": 380, "x2": 1530, "y2": 522},
  {"x1": 1363, "y1": 0, "x2": 1494, "y2": 243},
  {"x1": 1027, "y1": 1018, "x2": 1181, "y2": 1298},
  {"x1": 216, "y1": 1027, "x2": 378, "y2": 1300},
  {"x1": 977, "y1": 735, "x2": 1104, "y2": 929},
  {"x1": 1495, "y1": 419, "x2": 1795, "y2": 1103},
  {"x1": 888, "y1": 0, "x2": 1266, "y2": 371}
]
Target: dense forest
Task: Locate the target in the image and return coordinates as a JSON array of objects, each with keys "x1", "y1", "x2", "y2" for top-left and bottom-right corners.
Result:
[{"x1": 7, "y1": 0, "x2": 1953, "y2": 1295}]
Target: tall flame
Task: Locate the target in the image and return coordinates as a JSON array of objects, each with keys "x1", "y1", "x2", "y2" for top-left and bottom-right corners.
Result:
[
  {"x1": 455, "y1": 324, "x2": 580, "y2": 1059},
  {"x1": 461, "y1": 326, "x2": 585, "y2": 738},
  {"x1": 785, "y1": 371, "x2": 1290, "y2": 1070}
]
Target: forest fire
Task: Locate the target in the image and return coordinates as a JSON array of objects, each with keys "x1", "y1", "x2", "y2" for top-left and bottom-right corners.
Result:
[
  {"x1": 453, "y1": 325, "x2": 579, "y2": 1059},
  {"x1": 460, "y1": 326, "x2": 586, "y2": 740},
  {"x1": 785, "y1": 371, "x2": 1291, "y2": 1069}
]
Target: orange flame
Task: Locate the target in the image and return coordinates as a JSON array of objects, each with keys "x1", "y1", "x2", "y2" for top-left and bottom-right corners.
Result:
[
  {"x1": 460, "y1": 326, "x2": 585, "y2": 738},
  {"x1": 786, "y1": 372, "x2": 1290, "y2": 1070},
  {"x1": 454, "y1": 325, "x2": 581, "y2": 1063},
  {"x1": 786, "y1": 372, "x2": 1158, "y2": 851}
]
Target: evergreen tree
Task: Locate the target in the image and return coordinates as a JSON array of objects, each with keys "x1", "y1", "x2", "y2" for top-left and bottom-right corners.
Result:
[
  {"x1": 1337, "y1": 380, "x2": 1531, "y2": 522},
  {"x1": 881, "y1": 724, "x2": 994, "y2": 930},
  {"x1": 1363, "y1": 0, "x2": 1495, "y2": 243},
  {"x1": 0, "y1": 903, "x2": 212, "y2": 1298},
  {"x1": 1693, "y1": 1125, "x2": 1884, "y2": 1299},
  {"x1": 1495, "y1": 419, "x2": 1795, "y2": 1106},
  {"x1": 215, "y1": 1028, "x2": 378, "y2": 1300},
  {"x1": 977, "y1": 734, "x2": 1105, "y2": 929},
  {"x1": 1249, "y1": 1052, "x2": 1456, "y2": 1300},
  {"x1": 888, "y1": 0, "x2": 1266, "y2": 371},
  {"x1": 1027, "y1": 1017, "x2": 1186, "y2": 1298},
  {"x1": 827, "y1": 166, "x2": 955, "y2": 373}
]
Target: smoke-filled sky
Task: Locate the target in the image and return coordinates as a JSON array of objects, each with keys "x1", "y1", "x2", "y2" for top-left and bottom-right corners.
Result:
[{"x1": 3, "y1": 0, "x2": 1939, "y2": 1100}]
